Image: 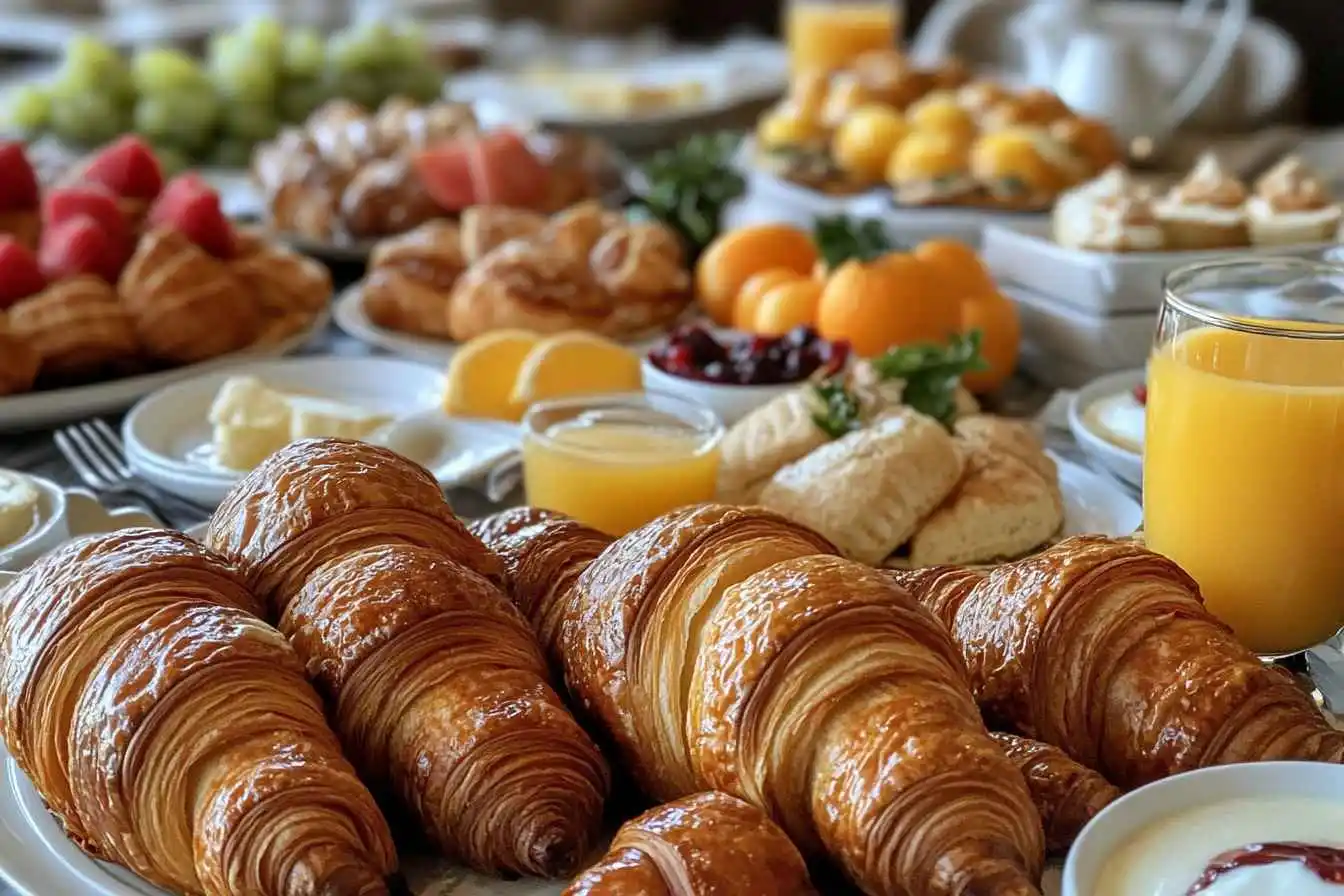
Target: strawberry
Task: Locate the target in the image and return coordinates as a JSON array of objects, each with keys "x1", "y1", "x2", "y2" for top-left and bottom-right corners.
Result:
[
  {"x1": 0, "y1": 236, "x2": 46, "y2": 309},
  {"x1": 39, "y1": 215, "x2": 120, "y2": 283},
  {"x1": 42, "y1": 183, "x2": 132, "y2": 258},
  {"x1": 0, "y1": 142, "x2": 40, "y2": 213},
  {"x1": 147, "y1": 174, "x2": 236, "y2": 259},
  {"x1": 81, "y1": 135, "x2": 164, "y2": 202}
]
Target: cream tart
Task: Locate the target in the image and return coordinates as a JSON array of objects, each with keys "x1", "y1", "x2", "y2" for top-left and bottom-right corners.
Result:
[
  {"x1": 1247, "y1": 156, "x2": 1343, "y2": 246},
  {"x1": 1153, "y1": 153, "x2": 1249, "y2": 250}
]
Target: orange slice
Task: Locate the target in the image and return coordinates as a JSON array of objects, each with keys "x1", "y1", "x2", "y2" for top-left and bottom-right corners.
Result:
[
  {"x1": 510, "y1": 331, "x2": 643, "y2": 408},
  {"x1": 443, "y1": 329, "x2": 540, "y2": 421}
]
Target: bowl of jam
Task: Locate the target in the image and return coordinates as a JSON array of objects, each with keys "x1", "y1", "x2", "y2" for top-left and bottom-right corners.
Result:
[{"x1": 643, "y1": 324, "x2": 851, "y2": 424}]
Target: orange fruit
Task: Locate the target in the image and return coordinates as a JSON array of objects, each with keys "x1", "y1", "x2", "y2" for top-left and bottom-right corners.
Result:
[
  {"x1": 509, "y1": 331, "x2": 643, "y2": 406},
  {"x1": 696, "y1": 225, "x2": 819, "y2": 325},
  {"x1": 734, "y1": 267, "x2": 802, "y2": 331},
  {"x1": 754, "y1": 278, "x2": 824, "y2": 335},
  {"x1": 912, "y1": 239, "x2": 997, "y2": 303},
  {"x1": 960, "y1": 290, "x2": 1021, "y2": 394},
  {"x1": 816, "y1": 255, "x2": 961, "y2": 357},
  {"x1": 443, "y1": 329, "x2": 539, "y2": 421}
]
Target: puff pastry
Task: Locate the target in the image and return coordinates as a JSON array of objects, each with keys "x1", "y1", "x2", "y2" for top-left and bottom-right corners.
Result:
[
  {"x1": 543, "y1": 199, "x2": 622, "y2": 258},
  {"x1": 0, "y1": 528, "x2": 397, "y2": 895},
  {"x1": 716, "y1": 388, "x2": 833, "y2": 503},
  {"x1": 207, "y1": 439, "x2": 608, "y2": 877},
  {"x1": 559, "y1": 504, "x2": 1045, "y2": 896},
  {"x1": 0, "y1": 312, "x2": 40, "y2": 394},
  {"x1": 8, "y1": 276, "x2": 140, "y2": 384},
  {"x1": 564, "y1": 791, "x2": 815, "y2": 895},
  {"x1": 590, "y1": 222, "x2": 693, "y2": 336},
  {"x1": 228, "y1": 232, "x2": 331, "y2": 343},
  {"x1": 759, "y1": 409, "x2": 966, "y2": 564},
  {"x1": 993, "y1": 733, "x2": 1120, "y2": 855},
  {"x1": 118, "y1": 227, "x2": 262, "y2": 365},
  {"x1": 890, "y1": 536, "x2": 1344, "y2": 789},
  {"x1": 460, "y1": 206, "x2": 548, "y2": 263},
  {"x1": 447, "y1": 239, "x2": 615, "y2": 341}
]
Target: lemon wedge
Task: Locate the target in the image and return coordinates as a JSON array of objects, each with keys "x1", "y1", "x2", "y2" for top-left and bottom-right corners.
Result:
[
  {"x1": 510, "y1": 331, "x2": 643, "y2": 408},
  {"x1": 443, "y1": 329, "x2": 541, "y2": 421}
]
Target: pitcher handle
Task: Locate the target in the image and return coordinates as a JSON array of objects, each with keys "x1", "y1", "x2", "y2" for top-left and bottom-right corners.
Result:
[{"x1": 1159, "y1": 0, "x2": 1250, "y2": 138}]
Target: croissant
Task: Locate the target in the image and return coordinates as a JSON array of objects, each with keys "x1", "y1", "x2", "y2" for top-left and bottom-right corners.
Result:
[
  {"x1": 564, "y1": 791, "x2": 816, "y2": 896},
  {"x1": 368, "y1": 218, "x2": 466, "y2": 284},
  {"x1": 590, "y1": 221, "x2": 693, "y2": 337},
  {"x1": 543, "y1": 199, "x2": 623, "y2": 258},
  {"x1": 8, "y1": 275, "x2": 140, "y2": 384},
  {"x1": 459, "y1": 206, "x2": 548, "y2": 263},
  {"x1": 890, "y1": 535, "x2": 1344, "y2": 790},
  {"x1": 362, "y1": 220, "x2": 465, "y2": 338},
  {"x1": 992, "y1": 733, "x2": 1120, "y2": 855},
  {"x1": 228, "y1": 233, "x2": 331, "y2": 343},
  {"x1": 561, "y1": 503, "x2": 1045, "y2": 896},
  {"x1": 469, "y1": 507, "x2": 613, "y2": 668},
  {"x1": 207, "y1": 439, "x2": 609, "y2": 877},
  {"x1": 340, "y1": 157, "x2": 444, "y2": 239},
  {"x1": 119, "y1": 227, "x2": 263, "y2": 365},
  {"x1": 0, "y1": 312, "x2": 39, "y2": 395},
  {"x1": 0, "y1": 528, "x2": 397, "y2": 895}
]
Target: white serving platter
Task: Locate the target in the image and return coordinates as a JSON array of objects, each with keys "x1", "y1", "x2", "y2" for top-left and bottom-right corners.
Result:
[{"x1": 1003, "y1": 283, "x2": 1157, "y2": 373}]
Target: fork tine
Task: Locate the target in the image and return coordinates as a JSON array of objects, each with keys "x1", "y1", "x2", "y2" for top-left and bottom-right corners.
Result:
[
  {"x1": 66, "y1": 424, "x2": 123, "y2": 486},
  {"x1": 54, "y1": 429, "x2": 106, "y2": 490},
  {"x1": 86, "y1": 419, "x2": 134, "y2": 478}
]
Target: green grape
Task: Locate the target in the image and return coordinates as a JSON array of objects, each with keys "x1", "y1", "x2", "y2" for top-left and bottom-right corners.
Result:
[
  {"x1": 278, "y1": 79, "x2": 329, "y2": 123},
  {"x1": 385, "y1": 62, "x2": 444, "y2": 105},
  {"x1": 326, "y1": 28, "x2": 382, "y2": 74},
  {"x1": 131, "y1": 47, "x2": 208, "y2": 95},
  {"x1": 221, "y1": 102, "x2": 280, "y2": 143},
  {"x1": 59, "y1": 36, "x2": 135, "y2": 106},
  {"x1": 282, "y1": 28, "x2": 326, "y2": 80},
  {"x1": 210, "y1": 37, "x2": 280, "y2": 104},
  {"x1": 327, "y1": 69, "x2": 384, "y2": 110},
  {"x1": 151, "y1": 144, "x2": 192, "y2": 176},
  {"x1": 49, "y1": 90, "x2": 127, "y2": 147},
  {"x1": 236, "y1": 16, "x2": 286, "y2": 67},
  {"x1": 209, "y1": 137, "x2": 253, "y2": 169},
  {"x1": 389, "y1": 22, "x2": 430, "y2": 68},
  {"x1": 134, "y1": 90, "x2": 220, "y2": 152},
  {"x1": 5, "y1": 84, "x2": 52, "y2": 133}
]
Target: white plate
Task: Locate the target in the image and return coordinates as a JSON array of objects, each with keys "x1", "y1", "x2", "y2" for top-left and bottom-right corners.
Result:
[
  {"x1": 0, "y1": 311, "x2": 328, "y2": 434},
  {"x1": 333, "y1": 285, "x2": 461, "y2": 366},
  {"x1": 1053, "y1": 452, "x2": 1143, "y2": 536},
  {"x1": 1068, "y1": 371, "x2": 1146, "y2": 491}
]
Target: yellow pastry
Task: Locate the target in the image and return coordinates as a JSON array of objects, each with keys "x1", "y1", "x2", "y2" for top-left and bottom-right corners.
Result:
[
  {"x1": 970, "y1": 127, "x2": 1073, "y2": 208},
  {"x1": 906, "y1": 90, "x2": 977, "y2": 143},
  {"x1": 886, "y1": 129, "x2": 978, "y2": 205}
]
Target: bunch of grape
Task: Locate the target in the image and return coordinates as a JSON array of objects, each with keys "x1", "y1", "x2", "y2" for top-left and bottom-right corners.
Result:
[{"x1": 6, "y1": 18, "x2": 448, "y2": 171}]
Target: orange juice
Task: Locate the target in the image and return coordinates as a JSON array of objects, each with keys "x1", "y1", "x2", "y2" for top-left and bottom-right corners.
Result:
[
  {"x1": 522, "y1": 416, "x2": 722, "y2": 537},
  {"x1": 785, "y1": 1, "x2": 901, "y2": 74},
  {"x1": 1144, "y1": 325, "x2": 1344, "y2": 654}
]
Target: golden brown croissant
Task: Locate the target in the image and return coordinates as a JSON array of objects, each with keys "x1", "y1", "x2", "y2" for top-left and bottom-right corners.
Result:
[
  {"x1": 0, "y1": 528, "x2": 397, "y2": 895},
  {"x1": 229, "y1": 232, "x2": 331, "y2": 343},
  {"x1": 362, "y1": 220, "x2": 465, "y2": 338},
  {"x1": 469, "y1": 507, "x2": 614, "y2": 669},
  {"x1": 8, "y1": 276, "x2": 140, "y2": 384},
  {"x1": 368, "y1": 218, "x2": 466, "y2": 284},
  {"x1": 562, "y1": 504, "x2": 1045, "y2": 896},
  {"x1": 890, "y1": 535, "x2": 1344, "y2": 789},
  {"x1": 340, "y1": 157, "x2": 444, "y2": 239},
  {"x1": 590, "y1": 221, "x2": 693, "y2": 337},
  {"x1": 543, "y1": 200, "x2": 623, "y2": 258},
  {"x1": 459, "y1": 206, "x2": 548, "y2": 263},
  {"x1": 118, "y1": 227, "x2": 263, "y2": 365},
  {"x1": 564, "y1": 791, "x2": 816, "y2": 896},
  {"x1": 207, "y1": 440, "x2": 609, "y2": 877},
  {"x1": 992, "y1": 733, "x2": 1120, "y2": 855},
  {"x1": 0, "y1": 312, "x2": 39, "y2": 395}
]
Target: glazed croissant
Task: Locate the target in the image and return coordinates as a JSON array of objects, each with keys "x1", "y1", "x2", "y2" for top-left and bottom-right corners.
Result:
[
  {"x1": 8, "y1": 275, "x2": 140, "y2": 384},
  {"x1": 890, "y1": 535, "x2": 1344, "y2": 790},
  {"x1": 207, "y1": 439, "x2": 609, "y2": 877},
  {"x1": 0, "y1": 311, "x2": 40, "y2": 395},
  {"x1": 0, "y1": 528, "x2": 396, "y2": 895},
  {"x1": 992, "y1": 733, "x2": 1120, "y2": 855},
  {"x1": 556, "y1": 504, "x2": 1045, "y2": 896},
  {"x1": 564, "y1": 791, "x2": 816, "y2": 895}
]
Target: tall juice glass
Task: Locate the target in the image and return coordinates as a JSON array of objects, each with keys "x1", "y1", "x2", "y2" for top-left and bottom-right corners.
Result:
[
  {"x1": 784, "y1": 0, "x2": 903, "y2": 74},
  {"x1": 1144, "y1": 258, "x2": 1344, "y2": 656},
  {"x1": 521, "y1": 391, "x2": 724, "y2": 537}
]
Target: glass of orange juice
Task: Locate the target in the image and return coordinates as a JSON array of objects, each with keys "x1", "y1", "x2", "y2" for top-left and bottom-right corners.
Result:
[
  {"x1": 1144, "y1": 258, "x2": 1344, "y2": 657},
  {"x1": 785, "y1": 0, "x2": 903, "y2": 74},
  {"x1": 521, "y1": 391, "x2": 724, "y2": 537}
]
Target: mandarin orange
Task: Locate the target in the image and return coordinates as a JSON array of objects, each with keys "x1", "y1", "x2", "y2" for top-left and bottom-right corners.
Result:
[
  {"x1": 960, "y1": 289, "x2": 1021, "y2": 394},
  {"x1": 912, "y1": 239, "x2": 998, "y2": 303},
  {"x1": 816, "y1": 255, "x2": 960, "y2": 356},
  {"x1": 695, "y1": 225, "x2": 819, "y2": 325},
  {"x1": 754, "y1": 278, "x2": 824, "y2": 335},
  {"x1": 734, "y1": 267, "x2": 804, "y2": 331}
]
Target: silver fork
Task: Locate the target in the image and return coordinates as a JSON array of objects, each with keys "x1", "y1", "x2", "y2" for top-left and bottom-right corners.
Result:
[{"x1": 54, "y1": 419, "x2": 212, "y2": 530}]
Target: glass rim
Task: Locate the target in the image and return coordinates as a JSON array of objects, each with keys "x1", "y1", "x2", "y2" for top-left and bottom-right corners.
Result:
[
  {"x1": 521, "y1": 389, "x2": 726, "y2": 460},
  {"x1": 1162, "y1": 257, "x2": 1344, "y2": 341}
]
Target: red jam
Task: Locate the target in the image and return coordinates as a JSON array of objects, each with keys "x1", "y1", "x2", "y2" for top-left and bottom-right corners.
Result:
[
  {"x1": 1133, "y1": 383, "x2": 1148, "y2": 405},
  {"x1": 649, "y1": 325, "x2": 850, "y2": 387},
  {"x1": 1187, "y1": 842, "x2": 1344, "y2": 894}
]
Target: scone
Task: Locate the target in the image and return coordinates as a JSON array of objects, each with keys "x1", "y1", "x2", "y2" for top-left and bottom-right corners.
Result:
[
  {"x1": 118, "y1": 227, "x2": 262, "y2": 365},
  {"x1": 590, "y1": 221, "x2": 692, "y2": 337},
  {"x1": 1153, "y1": 153, "x2": 1249, "y2": 249},
  {"x1": 1246, "y1": 156, "x2": 1343, "y2": 246},
  {"x1": 0, "y1": 313, "x2": 39, "y2": 395},
  {"x1": 758, "y1": 408, "x2": 966, "y2": 565},
  {"x1": 8, "y1": 277, "x2": 140, "y2": 384},
  {"x1": 717, "y1": 387, "x2": 835, "y2": 503}
]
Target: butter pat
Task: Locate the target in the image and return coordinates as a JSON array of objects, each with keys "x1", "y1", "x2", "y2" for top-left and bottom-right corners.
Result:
[
  {"x1": 208, "y1": 376, "x2": 393, "y2": 471},
  {"x1": 0, "y1": 471, "x2": 39, "y2": 548}
]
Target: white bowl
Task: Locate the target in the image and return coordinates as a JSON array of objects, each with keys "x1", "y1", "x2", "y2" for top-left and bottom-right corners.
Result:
[
  {"x1": 0, "y1": 473, "x2": 68, "y2": 573},
  {"x1": 1064, "y1": 761, "x2": 1344, "y2": 896},
  {"x1": 640, "y1": 358, "x2": 791, "y2": 425},
  {"x1": 1068, "y1": 369, "x2": 1145, "y2": 490}
]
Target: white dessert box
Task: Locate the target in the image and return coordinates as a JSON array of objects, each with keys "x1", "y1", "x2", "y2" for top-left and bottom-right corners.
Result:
[{"x1": 1002, "y1": 284, "x2": 1156, "y2": 388}]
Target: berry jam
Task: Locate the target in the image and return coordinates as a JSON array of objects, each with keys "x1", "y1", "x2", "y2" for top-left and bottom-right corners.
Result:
[
  {"x1": 1133, "y1": 384, "x2": 1148, "y2": 405},
  {"x1": 1187, "y1": 842, "x2": 1344, "y2": 894},
  {"x1": 648, "y1": 325, "x2": 851, "y2": 386}
]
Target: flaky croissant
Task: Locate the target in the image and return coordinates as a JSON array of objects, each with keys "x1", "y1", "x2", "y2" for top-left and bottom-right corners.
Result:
[
  {"x1": 564, "y1": 791, "x2": 816, "y2": 895},
  {"x1": 590, "y1": 221, "x2": 693, "y2": 337},
  {"x1": 8, "y1": 275, "x2": 140, "y2": 384},
  {"x1": 0, "y1": 312, "x2": 40, "y2": 395},
  {"x1": 119, "y1": 227, "x2": 262, "y2": 365},
  {"x1": 229, "y1": 232, "x2": 331, "y2": 343},
  {"x1": 890, "y1": 535, "x2": 1344, "y2": 789},
  {"x1": 992, "y1": 733, "x2": 1120, "y2": 855},
  {"x1": 208, "y1": 439, "x2": 609, "y2": 878},
  {"x1": 362, "y1": 219, "x2": 465, "y2": 338},
  {"x1": 0, "y1": 528, "x2": 397, "y2": 895},
  {"x1": 559, "y1": 504, "x2": 1045, "y2": 896}
]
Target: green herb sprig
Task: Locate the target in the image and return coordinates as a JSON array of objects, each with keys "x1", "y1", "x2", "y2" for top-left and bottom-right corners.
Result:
[
  {"x1": 810, "y1": 377, "x2": 865, "y2": 438},
  {"x1": 627, "y1": 132, "x2": 746, "y2": 262},
  {"x1": 813, "y1": 214, "x2": 895, "y2": 269}
]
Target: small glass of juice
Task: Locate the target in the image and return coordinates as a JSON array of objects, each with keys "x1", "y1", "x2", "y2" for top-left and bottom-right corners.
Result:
[
  {"x1": 1144, "y1": 258, "x2": 1344, "y2": 657},
  {"x1": 521, "y1": 391, "x2": 725, "y2": 537},
  {"x1": 784, "y1": 0, "x2": 903, "y2": 74}
]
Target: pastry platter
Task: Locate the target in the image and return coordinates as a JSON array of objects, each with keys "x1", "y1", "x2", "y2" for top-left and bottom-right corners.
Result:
[{"x1": 0, "y1": 309, "x2": 327, "y2": 434}]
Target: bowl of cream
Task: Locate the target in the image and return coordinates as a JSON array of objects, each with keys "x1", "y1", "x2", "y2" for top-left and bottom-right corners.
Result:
[
  {"x1": 1064, "y1": 761, "x2": 1344, "y2": 896},
  {"x1": 0, "y1": 470, "x2": 68, "y2": 573},
  {"x1": 1068, "y1": 368, "x2": 1145, "y2": 489}
]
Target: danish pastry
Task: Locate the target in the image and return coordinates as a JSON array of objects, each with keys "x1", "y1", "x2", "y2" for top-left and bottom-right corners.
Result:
[
  {"x1": 459, "y1": 206, "x2": 549, "y2": 262},
  {"x1": 590, "y1": 221, "x2": 692, "y2": 336}
]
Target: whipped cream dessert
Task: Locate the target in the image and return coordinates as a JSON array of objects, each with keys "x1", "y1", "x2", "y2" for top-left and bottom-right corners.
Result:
[
  {"x1": 1083, "y1": 387, "x2": 1145, "y2": 454},
  {"x1": 1096, "y1": 797, "x2": 1344, "y2": 896},
  {"x1": 0, "y1": 471, "x2": 38, "y2": 548},
  {"x1": 1247, "y1": 156, "x2": 1343, "y2": 246},
  {"x1": 1053, "y1": 166, "x2": 1163, "y2": 251}
]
